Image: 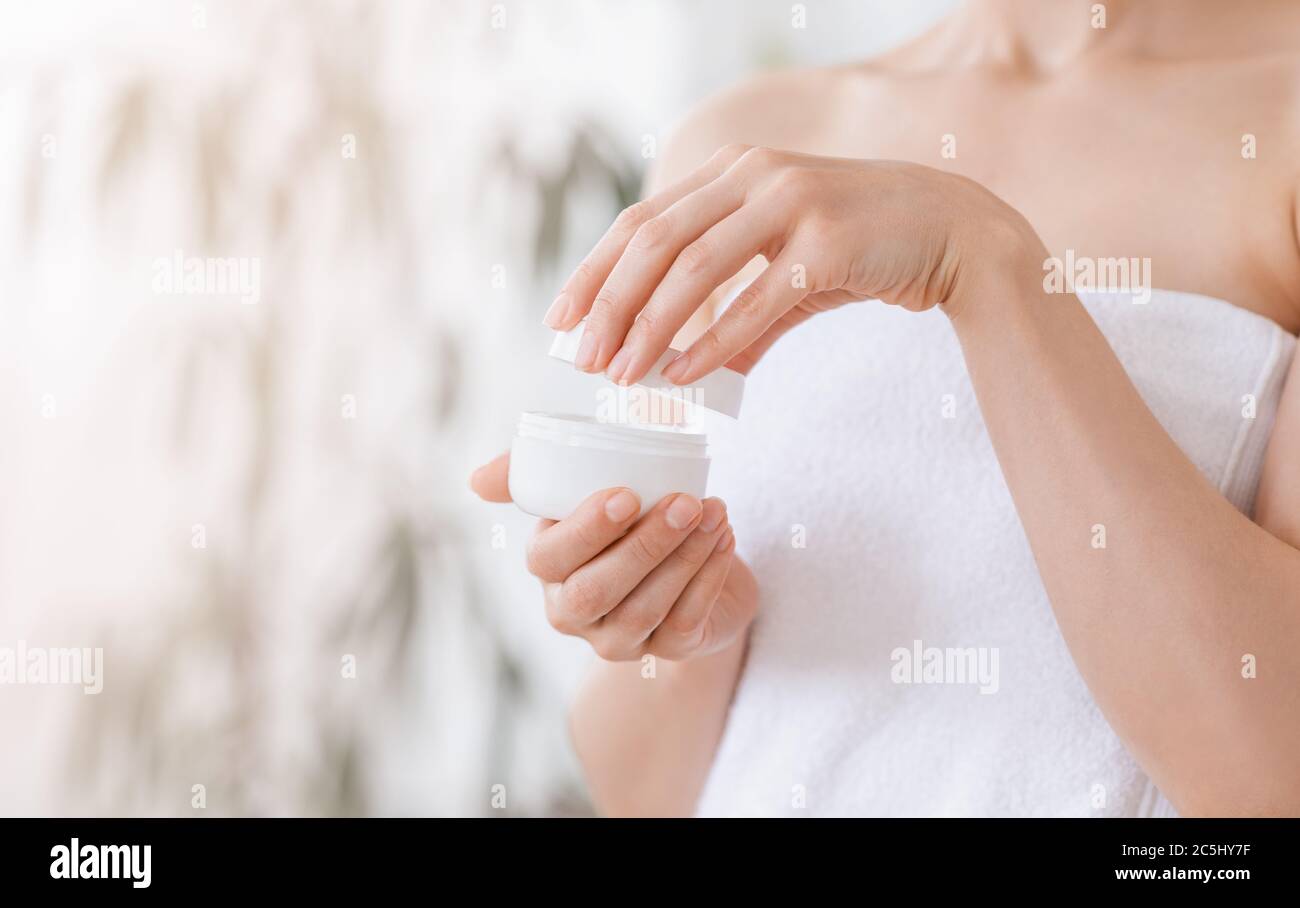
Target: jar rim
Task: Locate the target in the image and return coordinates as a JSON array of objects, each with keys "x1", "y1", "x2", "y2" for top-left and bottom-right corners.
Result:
[{"x1": 516, "y1": 411, "x2": 708, "y2": 458}]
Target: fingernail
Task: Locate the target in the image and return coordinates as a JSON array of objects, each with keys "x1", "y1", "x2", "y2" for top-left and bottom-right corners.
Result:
[
  {"x1": 661, "y1": 352, "x2": 691, "y2": 384},
  {"x1": 665, "y1": 494, "x2": 702, "y2": 531},
  {"x1": 543, "y1": 294, "x2": 570, "y2": 329},
  {"x1": 715, "y1": 527, "x2": 734, "y2": 552},
  {"x1": 605, "y1": 347, "x2": 632, "y2": 383},
  {"x1": 575, "y1": 330, "x2": 599, "y2": 371},
  {"x1": 604, "y1": 489, "x2": 640, "y2": 522},
  {"x1": 698, "y1": 498, "x2": 726, "y2": 533}
]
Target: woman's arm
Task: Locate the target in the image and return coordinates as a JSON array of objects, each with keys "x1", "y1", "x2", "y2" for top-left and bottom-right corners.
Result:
[
  {"x1": 1255, "y1": 328, "x2": 1300, "y2": 549},
  {"x1": 570, "y1": 562, "x2": 755, "y2": 817},
  {"x1": 949, "y1": 229, "x2": 1300, "y2": 817},
  {"x1": 544, "y1": 141, "x2": 1300, "y2": 815}
]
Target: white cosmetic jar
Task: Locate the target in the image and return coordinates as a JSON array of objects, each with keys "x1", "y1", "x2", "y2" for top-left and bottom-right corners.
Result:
[
  {"x1": 508, "y1": 412, "x2": 710, "y2": 521},
  {"x1": 506, "y1": 319, "x2": 744, "y2": 521}
]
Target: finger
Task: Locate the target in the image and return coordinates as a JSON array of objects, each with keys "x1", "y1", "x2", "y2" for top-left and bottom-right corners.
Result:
[
  {"x1": 555, "y1": 493, "x2": 703, "y2": 625},
  {"x1": 610, "y1": 206, "x2": 782, "y2": 385},
  {"x1": 587, "y1": 499, "x2": 728, "y2": 656},
  {"x1": 469, "y1": 452, "x2": 512, "y2": 502},
  {"x1": 661, "y1": 246, "x2": 810, "y2": 385},
  {"x1": 646, "y1": 526, "x2": 736, "y2": 659},
  {"x1": 582, "y1": 180, "x2": 746, "y2": 378},
  {"x1": 544, "y1": 144, "x2": 751, "y2": 334},
  {"x1": 525, "y1": 487, "x2": 642, "y2": 583}
]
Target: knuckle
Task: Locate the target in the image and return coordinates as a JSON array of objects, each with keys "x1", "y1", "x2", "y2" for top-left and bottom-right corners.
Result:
[
  {"x1": 714, "y1": 142, "x2": 752, "y2": 167},
  {"x1": 567, "y1": 515, "x2": 606, "y2": 553},
  {"x1": 676, "y1": 239, "x2": 713, "y2": 276},
  {"x1": 559, "y1": 573, "x2": 605, "y2": 621},
  {"x1": 728, "y1": 282, "x2": 764, "y2": 319},
  {"x1": 626, "y1": 531, "x2": 668, "y2": 567},
  {"x1": 771, "y1": 167, "x2": 818, "y2": 201},
  {"x1": 569, "y1": 260, "x2": 595, "y2": 288},
  {"x1": 545, "y1": 595, "x2": 581, "y2": 635},
  {"x1": 693, "y1": 325, "x2": 724, "y2": 359},
  {"x1": 642, "y1": 637, "x2": 672, "y2": 660},
  {"x1": 614, "y1": 200, "x2": 651, "y2": 233},
  {"x1": 601, "y1": 604, "x2": 649, "y2": 639},
  {"x1": 630, "y1": 215, "x2": 671, "y2": 250},
  {"x1": 737, "y1": 145, "x2": 781, "y2": 173},
  {"x1": 660, "y1": 607, "x2": 707, "y2": 641},
  {"x1": 797, "y1": 212, "x2": 836, "y2": 243},
  {"x1": 667, "y1": 538, "x2": 710, "y2": 572},
  {"x1": 590, "y1": 287, "x2": 620, "y2": 319},
  {"x1": 524, "y1": 539, "x2": 558, "y2": 581},
  {"x1": 642, "y1": 637, "x2": 680, "y2": 662},
  {"x1": 591, "y1": 635, "x2": 640, "y2": 663},
  {"x1": 627, "y1": 310, "x2": 659, "y2": 343}
]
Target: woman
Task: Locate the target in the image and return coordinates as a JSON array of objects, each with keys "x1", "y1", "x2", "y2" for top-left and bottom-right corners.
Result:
[{"x1": 471, "y1": 0, "x2": 1300, "y2": 817}]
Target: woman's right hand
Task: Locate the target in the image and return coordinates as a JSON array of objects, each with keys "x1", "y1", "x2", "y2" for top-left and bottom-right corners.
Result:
[{"x1": 470, "y1": 452, "x2": 756, "y2": 661}]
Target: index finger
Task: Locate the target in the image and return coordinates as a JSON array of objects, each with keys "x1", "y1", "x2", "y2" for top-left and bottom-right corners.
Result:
[{"x1": 543, "y1": 144, "x2": 751, "y2": 334}]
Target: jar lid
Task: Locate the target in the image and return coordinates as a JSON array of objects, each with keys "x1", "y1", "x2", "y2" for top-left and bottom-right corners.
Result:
[{"x1": 548, "y1": 319, "x2": 745, "y2": 419}]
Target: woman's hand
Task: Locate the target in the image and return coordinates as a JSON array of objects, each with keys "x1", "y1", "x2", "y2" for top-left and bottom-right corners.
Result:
[
  {"x1": 469, "y1": 453, "x2": 757, "y2": 661},
  {"x1": 542, "y1": 144, "x2": 1045, "y2": 385}
]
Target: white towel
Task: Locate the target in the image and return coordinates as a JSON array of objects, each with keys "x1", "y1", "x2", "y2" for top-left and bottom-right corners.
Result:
[{"x1": 693, "y1": 289, "x2": 1294, "y2": 817}]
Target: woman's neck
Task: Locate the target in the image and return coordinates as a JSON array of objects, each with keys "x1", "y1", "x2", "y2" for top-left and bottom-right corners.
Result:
[
  {"x1": 956, "y1": 0, "x2": 1130, "y2": 69},
  {"x1": 899, "y1": 0, "x2": 1272, "y2": 74}
]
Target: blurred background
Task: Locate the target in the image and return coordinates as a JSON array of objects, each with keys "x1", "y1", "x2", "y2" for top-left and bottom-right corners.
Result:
[{"x1": 0, "y1": 0, "x2": 955, "y2": 816}]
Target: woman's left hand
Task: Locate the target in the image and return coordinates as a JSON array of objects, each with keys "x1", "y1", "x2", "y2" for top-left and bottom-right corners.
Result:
[{"x1": 542, "y1": 144, "x2": 1046, "y2": 385}]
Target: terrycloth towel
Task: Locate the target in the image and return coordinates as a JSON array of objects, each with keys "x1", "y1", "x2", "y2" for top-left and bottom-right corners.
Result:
[{"x1": 693, "y1": 290, "x2": 1294, "y2": 817}]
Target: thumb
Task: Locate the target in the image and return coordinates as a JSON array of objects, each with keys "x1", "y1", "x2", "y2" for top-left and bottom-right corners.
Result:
[{"x1": 469, "y1": 451, "x2": 512, "y2": 503}]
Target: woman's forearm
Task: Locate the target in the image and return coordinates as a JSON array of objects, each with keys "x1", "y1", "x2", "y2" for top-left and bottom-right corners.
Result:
[
  {"x1": 570, "y1": 629, "x2": 748, "y2": 817},
  {"x1": 949, "y1": 240, "x2": 1300, "y2": 815}
]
